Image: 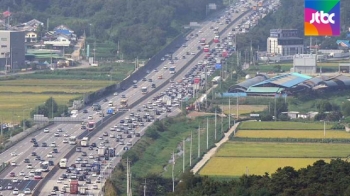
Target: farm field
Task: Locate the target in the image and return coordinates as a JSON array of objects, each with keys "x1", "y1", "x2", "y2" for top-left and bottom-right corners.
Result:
[
  {"x1": 239, "y1": 121, "x2": 332, "y2": 130},
  {"x1": 0, "y1": 79, "x2": 110, "y2": 93},
  {"x1": 236, "y1": 130, "x2": 350, "y2": 139},
  {"x1": 199, "y1": 157, "x2": 330, "y2": 177},
  {"x1": 220, "y1": 105, "x2": 267, "y2": 115},
  {"x1": 0, "y1": 79, "x2": 111, "y2": 123},
  {"x1": 215, "y1": 142, "x2": 350, "y2": 158}
]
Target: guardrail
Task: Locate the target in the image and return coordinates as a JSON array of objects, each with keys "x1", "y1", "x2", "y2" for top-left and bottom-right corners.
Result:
[{"x1": 32, "y1": 9, "x2": 255, "y2": 194}]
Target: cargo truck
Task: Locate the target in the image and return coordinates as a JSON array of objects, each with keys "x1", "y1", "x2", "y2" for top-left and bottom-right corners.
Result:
[
  {"x1": 107, "y1": 107, "x2": 116, "y2": 114},
  {"x1": 98, "y1": 147, "x2": 106, "y2": 157}
]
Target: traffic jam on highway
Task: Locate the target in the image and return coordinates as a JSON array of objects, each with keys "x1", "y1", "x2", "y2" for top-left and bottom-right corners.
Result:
[{"x1": 0, "y1": 1, "x2": 274, "y2": 195}]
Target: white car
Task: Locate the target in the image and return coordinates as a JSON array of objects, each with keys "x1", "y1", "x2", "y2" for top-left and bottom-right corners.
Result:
[
  {"x1": 47, "y1": 153, "x2": 53, "y2": 158},
  {"x1": 63, "y1": 133, "x2": 70, "y2": 137},
  {"x1": 19, "y1": 172, "x2": 25, "y2": 176},
  {"x1": 54, "y1": 133, "x2": 60, "y2": 137},
  {"x1": 11, "y1": 161, "x2": 17, "y2": 166},
  {"x1": 23, "y1": 176, "x2": 30, "y2": 181},
  {"x1": 113, "y1": 92, "x2": 118, "y2": 96},
  {"x1": 43, "y1": 128, "x2": 49, "y2": 133},
  {"x1": 50, "y1": 142, "x2": 56, "y2": 147},
  {"x1": 109, "y1": 134, "x2": 115, "y2": 138},
  {"x1": 89, "y1": 154, "x2": 94, "y2": 159},
  {"x1": 10, "y1": 152, "x2": 17, "y2": 157},
  {"x1": 88, "y1": 115, "x2": 93, "y2": 120},
  {"x1": 63, "y1": 139, "x2": 68, "y2": 143},
  {"x1": 92, "y1": 184, "x2": 98, "y2": 190},
  {"x1": 24, "y1": 188, "x2": 31, "y2": 194},
  {"x1": 26, "y1": 164, "x2": 33, "y2": 169},
  {"x1": 12, "y1": 188, "x2": 19, "y2": 195},
  {"x1": 12, "y1": 178, "x2": 18, "y2": 183}
]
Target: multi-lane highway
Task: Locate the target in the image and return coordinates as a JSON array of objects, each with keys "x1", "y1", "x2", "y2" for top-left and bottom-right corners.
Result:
[{"x1": 0, "y1": 0, "x2": 270, "y2": 195}]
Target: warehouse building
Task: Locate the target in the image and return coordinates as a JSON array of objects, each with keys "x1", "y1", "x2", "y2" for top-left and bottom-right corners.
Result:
[
  {"x1": 228, "y1": 74, "x2": 268, "y2": 93},
  {"x1": 292, "y1": 54, "x2": 317, "y2": 74}
]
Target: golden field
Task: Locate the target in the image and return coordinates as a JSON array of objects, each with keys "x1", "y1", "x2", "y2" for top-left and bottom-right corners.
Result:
[
  {"x1": 236, "y1": 130, "x2": 350, "y2": 139},
  {"x1": 220, "y1": 105, "x2": 267, "y2": 116},
  {"x1": 199, "y1": 157, "x2": 330, "y2": 177}
]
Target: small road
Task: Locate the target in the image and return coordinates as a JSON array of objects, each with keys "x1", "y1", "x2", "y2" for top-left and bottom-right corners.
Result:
[{"x1": 191, "y1": 122, "x2": 240, "y2": 174}]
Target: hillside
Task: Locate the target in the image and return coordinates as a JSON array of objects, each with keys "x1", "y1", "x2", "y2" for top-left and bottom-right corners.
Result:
[{"x1": 0, "y1": 0, "x2": 223, "y2": 58}]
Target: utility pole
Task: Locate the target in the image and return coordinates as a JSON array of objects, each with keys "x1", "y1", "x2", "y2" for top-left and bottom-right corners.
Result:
[
  {"x1": 214, "y1": 109, "x2": 217, "y2": 140},
  {"x1": 228, "y1": 98, "x2": 231, "y2": 128},
  {"x1": 221, "y1": 115, "x2": 223, "y2": 135},
  {"x1": 143, "y1": 179, "x2": 146, "y2": 196},
  {"x1": 190, "y1": 130, "x2": 193, "y2": 166},
  {"x1": 183, "y1": 138, "x2": 185, "y2": 173},
  {"x1": 236, "y1": 95, "x2": 239, "y2": 122},
  {"x1": 205, "y1": 66, "x2": 208, "y2": 109},
  {"x1": 127, "y1": 157, "x2": 129, "y2": 196},
  {"x1": 198, "y1": 125, "x2": 200, "y2": 158},
  {"x1": 172, "y1": 151, "x2": 175, "y2": 192},
  {"x1": 206, "y1": 118, "x2": 209, "y2": 150},
  {"x1": 274, "y1": 94, "x2": 277, "y2": 121},
  {"x1": 324, "y1": 120, "x2": 326, "y2": 137}
]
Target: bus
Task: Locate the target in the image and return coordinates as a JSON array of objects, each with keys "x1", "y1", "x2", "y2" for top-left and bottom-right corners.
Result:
[
  {"x1": 80, "y1": 137, "x2": 89, "y2": 147},
  {"x1": 69, "y1": 136, "x2": 77, "y2": 145},
  {"x1": 120, "y1": 99, "x2": 128, "y2": 108},
  {"x1": 87, "y1": 121, "x2": 95, "y2": 131},
  {"x1": 34, "y1": 169, "x2": 42, "y2": 179},
  {"x1": 203, "y1": 45, "x2": 210, "y2": 52},
  {"x1": 70, "y1": 110, "x2": 78, "y2": 118},
  {"x1": 169, "y1": 66, "x2": 176, "y2": 74},
  {"x1": 141, "y1": 87, "x2": 148, "y2": 94},
  {"x1": 59, "y1": 158, "x2": 67, "y2": 169}
]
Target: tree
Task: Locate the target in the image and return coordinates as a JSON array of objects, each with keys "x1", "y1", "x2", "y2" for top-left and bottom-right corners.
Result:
[
  {"x1": 45, "y1": 97, "x2": 58, "y2": 118},
  {"x1": 269, "y1": 97, "x2": 288, "y2": 118},
  {"x1": 342, "y1": 101, "x2": 350, "y2": 117},
  {"x1": 315, "y1": 100, "x2": 332, "y2": 113}
]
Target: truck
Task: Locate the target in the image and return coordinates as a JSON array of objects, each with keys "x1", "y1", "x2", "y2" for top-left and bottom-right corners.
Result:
[
  {"x1": 92, "y1": 103, "x2": 101, "y2": 111},
  {"x1": 141, "y1": 86, "x2": 148, "y2": 94},
  {"x1": 169, "y1": 66, "x2": 176, "y2": 74},
  {"x1": 203, "y1": 45, "x2": 210, "y2": 52},
  {"x1": 120, "y1": 99, "x2": 128, "y2": 108},
  {"x1": 108, "y1": 148, "x2": 116, "y2": 157},
  {"x1": 98, "y1": 147, "x2": 106, "y2": 157},
  {"x1": 106, "y1": 107, "x2": 116, "y2": 114},
  {"x1": 59, "y1": 158, "x2": 67, "y2": 169},
  {"x1": 213, "y1": 35, "x2": 220, "y2": 43},
  {"x1": 80, "y1": 137, "x2": 89, "y2": 147}
]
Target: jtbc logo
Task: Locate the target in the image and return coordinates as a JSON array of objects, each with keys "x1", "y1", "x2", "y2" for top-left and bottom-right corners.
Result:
[{"x1": 310, "y1": 11, "x2": 335, "y2": 24}]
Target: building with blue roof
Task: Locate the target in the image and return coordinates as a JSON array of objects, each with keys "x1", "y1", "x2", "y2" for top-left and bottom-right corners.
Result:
[
  {"x1": 336, "y1": 40, "x2": 350, "y2": 48},
  {"x1": 252, "y1": 72, "x2": 311, "y2": 88}
]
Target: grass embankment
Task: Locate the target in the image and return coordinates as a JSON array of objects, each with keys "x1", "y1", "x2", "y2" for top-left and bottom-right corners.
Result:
[
  {"x1": 109, "y1": 115, "x2": 230, "y2": 194},
  {"x1": 200, "y1": 121, "x2": 350, "y2": 177}
]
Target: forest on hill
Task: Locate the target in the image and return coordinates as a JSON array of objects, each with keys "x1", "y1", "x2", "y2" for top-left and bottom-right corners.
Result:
[{"x1": 0, "y1": 0, "x2": 223, "y2": 58}]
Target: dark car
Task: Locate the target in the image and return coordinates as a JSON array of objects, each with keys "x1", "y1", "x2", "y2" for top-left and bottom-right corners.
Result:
[
  {"x1": 31, "y1": 138, "x2": 36, "y2": 143},
  {"x1": 91, "y1": 143, "x2": 97, "y2": 147},
  {"x1": 42, "y1": 142, "x2": 47, "y2": 147},
  {"x1": 24, "y1": 158, "x2": 30, "y2": 163},
  {"x1": 48, "y1": 160, "x2": 54, "y2": 166},
  {"x1": 83, "y1": 109, "x2": 88, "y2": 113},
  {"x1": 52, "y1": 148, "x2": 58, "y2": 153},
  {"x1": 85, "y1": 178, "x2": 91, "y2": 184},
  {"x1": 31, "y1": 152, "x2": 37, "y2": 156},
  {"x1": 33, "y1": 143, "x2": 39, "y2": 147}
]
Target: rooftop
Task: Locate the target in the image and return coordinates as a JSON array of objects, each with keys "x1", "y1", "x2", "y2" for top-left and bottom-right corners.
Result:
[{"x1": 253, "y1": 73, "x2": 312, "y2": 88}]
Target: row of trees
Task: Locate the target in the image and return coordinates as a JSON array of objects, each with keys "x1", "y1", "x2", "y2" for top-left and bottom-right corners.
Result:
[
  {"x1": 0, "y1": 0, "x2": 223, "y2": 59},
  {"x1": 105, "y1": 159, "x2": 350, "y2": 196},
  {"x1": 29, "y1": 97, "x2": 68, "y2": 118}
]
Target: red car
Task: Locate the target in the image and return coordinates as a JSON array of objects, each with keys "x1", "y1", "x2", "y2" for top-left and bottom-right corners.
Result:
[{"x1": 9, "y1": 172, "x2": 15, "y2": 177}]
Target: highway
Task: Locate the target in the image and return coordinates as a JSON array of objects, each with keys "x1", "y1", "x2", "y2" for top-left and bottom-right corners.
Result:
[{"x1": 0, "y1": 1, "x2": 266, "y2": 195}]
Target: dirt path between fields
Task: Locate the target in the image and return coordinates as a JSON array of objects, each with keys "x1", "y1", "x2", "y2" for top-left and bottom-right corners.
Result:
[{"x1": 191, "y1": 122, "x2": 240, "y2": 174}]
